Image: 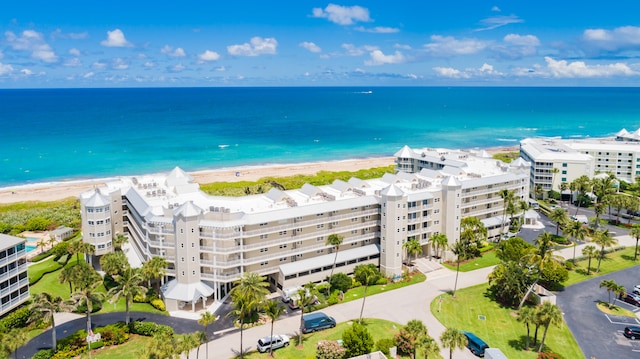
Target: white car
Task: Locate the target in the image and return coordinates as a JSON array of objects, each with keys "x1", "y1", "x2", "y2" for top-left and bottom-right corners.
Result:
[
  {"x1": 257, "y1": 335, "x2": 290, "y2": 353},
  {"x1": 633, "y1": 285, "x2": 640, "y2": 295}
]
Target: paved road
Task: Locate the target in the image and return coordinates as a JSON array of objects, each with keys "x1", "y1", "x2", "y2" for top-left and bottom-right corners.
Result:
[{"x1": 556, "y1": 265, "x2": 640, "y2": 359}]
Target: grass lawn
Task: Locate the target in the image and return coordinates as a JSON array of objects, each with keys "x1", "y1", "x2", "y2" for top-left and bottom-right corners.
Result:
[
  {"x1": 340, "y1": 272, "x2": 426, "y2": 304},
  {"x1": 565, "y1": 246, "x2": 638, "y2": 287},
  {"x1": 28, "y1": 255, "x2": 66, "y2": 286},
  {"x1": 441, "y1": 251, "x2": 500, "y2": 272},
  {"x1": 431, "y1": 284, "x2": 583, "y2": 359},
  {"x1": 80, "y1": 334, "x2": 150, "y2": 359},
  {"x1": 596, "y1": 301, "x2": 637, "y2": 318}
]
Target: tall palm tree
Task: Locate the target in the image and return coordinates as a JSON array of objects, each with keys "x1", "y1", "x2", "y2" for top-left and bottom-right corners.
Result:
[
  {"x1": 264, "y1": 300, "x2": 285, "y2": 357},
  {"x1": 599, "y1": 279, "x2": 618, "y2": 305},
  {"x1": 581, "y1": 245, "x2": 598, "y2": 275},
  {"x1": 439, "y1": 327, "x2": 467, "y2": 359},
  {"x1": 451, "y1": 240, "x2": 466, "y2": 297},
  {"x1": 229, "y1": 272, "x2": 269, "y2": 312},
  {"x1": 107, "y1": 266, "x2": 147, "y2": 324},
  {"x1": 99, "y1": 251, "x2": 129, "y2": 276},
  {"x1": 355, "y1": 265, "x2": 378, "y2": 323},
  {"x1": 405, "y1": 320, "x2": 427, "y2": 359},
  {"x1": 59, "y1": 265, "x2": 75, "y2": 294},
  {"x1": 195, "y1": 331, "x2": 207, "y2": 359},
  {"x1": 572, "y1": 175, "x2": 592, "y2": 215},
  {"x1": 69, "y1": 276, "x2": 105, "y2": 340},
  {"x1": 517, "y1": 306, "x2": 536, "y2": 350},
  {"x1": 325, "y1": 233, "x2": 344, "y2": 296},
  {"x1": 30, "y1": 293, "x2": 74, "y2": 351},
  {"x1": 141, "y1": 256, "x2": 169, "y2": 291},
  {"x1": 295, "y1": 287, "x2": 315, "y2": 346},
  {"x1": 534, "y1": 231, "x2": 555, "y2": 258},
  {"x1": 180, "y1": 332, "x2": 200, "y2": 359},
  {"x1": 428, "y1": 233, "x2": 448, "y2": 259},
  {"x1": 227, "y1": 293, "x2": 260, "y2": 359},
  {"x1": 536, "y1": 302, "x2": 563, "y2": 353},
  {"x1": 68, "y1": 239, "x2": 84, "y2": 263},
  {"x1": 403, "y1": 238, "x2": 422, "y2": 265},
  {"x1": 630, "y1": 225, "x2": 640, "y2": 261},
  {"x1": 559, "y1": 182, "x2": 569, "y2": 205},
  {"x1": 592, "y1": 229, "x2": 618, "y2": 272},
  {"x1": 563, "y1": 220, "x2": 588, "y2": 263},
  {"x1": 416, "y1": 334, "x2": 439, "y2": 359},
  {"x1": 498, "y1": 189, "x2": 516, "y2": 237},
  {"x1": 112, "y1": 233, "x2": 128, "y2": 251},
  {"x1": 548, "y1": 208, "x2": 568, "y2": 236},
  {"x1": 198, "y1": 311, "x2": 217, "y2": 359}
]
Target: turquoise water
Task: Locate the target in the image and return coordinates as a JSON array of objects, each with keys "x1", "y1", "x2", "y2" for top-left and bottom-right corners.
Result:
[{"x1": 1, "y1": 87, "x2": 639, "y2": 187}]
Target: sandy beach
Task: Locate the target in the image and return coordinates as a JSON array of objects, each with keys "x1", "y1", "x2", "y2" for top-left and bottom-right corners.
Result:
[{"x1": 0, "y1": 145, "x2": 518, "y2": 205}]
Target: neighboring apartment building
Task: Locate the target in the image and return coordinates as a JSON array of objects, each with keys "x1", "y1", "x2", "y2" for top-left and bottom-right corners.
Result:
[
  {"x1": 0, "y1": 234, "x2": 30, "y2": 317},
  {"x1": 521, "y1": 132, "x2": 640, "y2": 197},
  {"x1": 80, "y1": 147, "x2": 529, "y2": 311}
]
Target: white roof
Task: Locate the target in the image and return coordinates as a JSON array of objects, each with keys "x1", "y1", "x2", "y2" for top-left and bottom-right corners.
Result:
[
  {"x1": 0, "y1": 233, "x2": 26, "y2": 250},
  {"x1": 279, "y1": 244, "x2": 379, "y2": 276},
  {"x1": 162, "y1": 279, "x2": 214, "y2": 302},
  {"x1": 83, "y1": 190, "x2": 110, "y2": 207}
]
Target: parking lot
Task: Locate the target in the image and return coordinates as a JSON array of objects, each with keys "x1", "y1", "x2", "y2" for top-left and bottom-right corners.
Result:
[{"x1": 556, "y1": 265, "x2": 640, "y2": 358}]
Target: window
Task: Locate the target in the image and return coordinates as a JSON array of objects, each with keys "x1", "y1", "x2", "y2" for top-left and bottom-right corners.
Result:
[
  {"x1": 279, "y1": 231, "x2": 287, "y2": 235},
  {"x1": 260, "y1": 234, "x2": 268, "y2": 239},
  {"x1": 316, "y1": 236, "x2": 324, "y2": 242},
  {"x1": 260, "y1": 248, "x2": 268, "y2": 253},
  {"x1": 317, "y1": 224, "x2": 324, "y2": 229},
  {"x1": 279, "y1": 244, "x2": 287, "y2": 249},
  {"x1": 259, "y1": 223, "x2": 268, "y2": 226},
  {"x1": 562, "y1": 170, "x2": 567, "y2": 174},
  {"x1": 562, "y1": 163, "x2": 567, "y2": 167}
]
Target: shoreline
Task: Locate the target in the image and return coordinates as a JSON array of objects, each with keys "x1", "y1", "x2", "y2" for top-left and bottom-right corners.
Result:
[{"x1": 0, "y1": 145, "x2": 519, "y2": 204}]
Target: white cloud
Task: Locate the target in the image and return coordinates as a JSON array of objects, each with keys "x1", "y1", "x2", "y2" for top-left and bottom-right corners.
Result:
[
  {"x1": 476, "y1": 14, "x2": 523, "y2": 31},
  {"x1": 0, "y1": 63, "x2": 14, "y2": 75},
  {"x1": 20, "y1": 68, "x2": 33, "y2": 76},
  {"x1": 83, "y1": 71, "x2": 94, "y2": 78},
  {"x1": 198, "y1": 50, "x2": 220, "y2": 61},
  {"x1": 311, "y1": 4, "x2": 371, "y2": 25},
  {"x1": 364, "y1": 50, "x2": 406, "y2": 65},
  {"x1": 491, "y1": 34, "x2": 540, "y2": 59},
  {"x1": 300, "y1": 42, "x2": 322, "y2": 53},
  {"x1": 69, "y1": 48, "x2": 81, "y2": 56},
  {"x1": 354, "y1": 26, "x2": 400, "y2": 34},
  {"x1": 5, "y1": 30, "x2": 58, "y2": 62},
  {"x1": 491, "y1": 6, "x2": 501, "y2": 12},
  {"x1": 582, "y1": 26, "x2": 640, "y2": 52},
  {"x1": 100, "y1": 29, "x2": 132, "y2": 47},
  {"x1": 51, "y1": 29, "x2": 88, "y2": 40},
  {"x1": 64, "y1": 58, "x2": 82, "y2": 67},
  {"x1": 424, "y1": 35, "x2": 487, "y2": 56},
  {"x1": 111, "y1": 58, "x2": 129, "y2": 70},
  {"x1": 433, "y1": 67, "x2": 470, "y2": 78},
  {"x1": 161, "y1": 45, "x2": 186, "y2": 57},
  {"x1": 227, "y1": 37, "x2": 277, "y2": 56},
  {"x1": 503, "y1": 34, "x2": 540, "y2": 47},
  {"x1": 544, "y1": 56, "x2": 637, "y2": 78},
  {"x1": 92, "y1": 61, "x2": 107, "y2": 70}
]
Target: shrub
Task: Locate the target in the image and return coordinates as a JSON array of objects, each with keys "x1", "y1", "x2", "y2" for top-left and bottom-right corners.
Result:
[
  {"x1": 538, "y1": 352, "x2": 564, "y2": 359},
  {"x1": 394, "y1": 328, "x2": 415, "y2": 357},
  {"x1": 316, "y1": 340, "x2": 346, "y2": 359},
  {"x1": 30, "y1": 251, "x2": 53, "y2": 263},
  {"x1": 564, "y1": 261, "x2": 575, "y2": 270},
  {"x1": 32, "y1": 349, "x2": 54, "y2": 359},
  {"x1": 95, "y1": 322, "x2": 129, "y2": 346},
  {"x1": 329, "y1": 272, "x2": 352, "y2": 293},
  {"x1": 0, "y1": 306, "x2": 32, "y2": 331},
  {"x1": 51, "y1": 241, "x2": 69, "y2": 260},
  {"x1": 375, "y1": 338, "x2": 395, "y2": 356},
  {"x1": 342, "y1": 322, "x2": 374, "y2": 358},
  {"x1": 129, "y1": 321, "x2": 174, "y2": 337},
  {"x1": 150, "y1": 298, "x2": 166, "y2": 311},
  {"x1": 327, "y1": 291, "x2": 340, "y2": 305},
  {"x1": 375, "y1": 277, "x2": 388, "y2": 285}
]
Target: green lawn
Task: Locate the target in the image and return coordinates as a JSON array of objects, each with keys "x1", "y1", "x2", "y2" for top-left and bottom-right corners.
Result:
[
  {"x1": 565, "y1": 246, "x2": 638, "y2": 287},
  {"x1": 431, "y1": 284, "x2": 583, "y2": 359},
  {"x1": 80, "y1": 334, "x2": 149, "y2": 359},
  {"x1": 596, "y1": 301, "x2": 637, "y2": 318},
  {"x1": 28, "y1": 255, "x2": 66, "y2": 286},
  {"x1": 340, "y1": 272, "x2": 426, "y2": 304},
  {"x1": 441, "y1": 251, "x2": 500, "y2": 272}
]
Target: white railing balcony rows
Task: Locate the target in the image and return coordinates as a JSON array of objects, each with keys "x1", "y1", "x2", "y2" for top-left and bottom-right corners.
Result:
[
  {"x1": 0, "y1": 277, "x2": 29, "y2": 298},
  {"x1": 0, "y1": 263, "x2": 27, "y2": 282},
  {"x1": 0, "y1": 291, "x2": 30, "y2": 313},
  {"x1": 0, "y1": 249, "x2": 25, "y2": 267}
]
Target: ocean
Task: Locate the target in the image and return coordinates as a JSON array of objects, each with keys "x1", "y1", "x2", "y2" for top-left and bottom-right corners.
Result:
[{"x1": 1, "y1": 87, "x2": 639, "y2": 187}]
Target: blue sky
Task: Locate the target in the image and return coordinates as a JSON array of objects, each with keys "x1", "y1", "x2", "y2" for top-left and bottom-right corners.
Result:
[{"x1": 2, "y1": 1, "x2": 640, "y2": 87}]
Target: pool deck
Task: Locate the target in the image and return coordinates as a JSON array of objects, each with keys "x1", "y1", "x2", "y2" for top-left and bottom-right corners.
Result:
[{"x1": 18, "y1": 230, "x2": 59, "y2": 260}]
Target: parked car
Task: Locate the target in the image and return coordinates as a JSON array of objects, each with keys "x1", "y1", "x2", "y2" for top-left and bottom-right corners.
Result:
[
  {"x1": 623, "y1": 326, "x2": 640, "y2": 340},
  {"x1": 619, "y1": 292, "x2": 640, "y2": 307},
  {"x1": 462, "y1": 331, "x2": 489, "y2": 357},
  {"x1": 301, "y1": 312, "x2": 336, "y2": 333},
  {"x1": 633, "y1": 285, "x2": 640, "y2": 295},
  {"x1": 257, "y1": 334, "x2": 290, "y2": 353}
]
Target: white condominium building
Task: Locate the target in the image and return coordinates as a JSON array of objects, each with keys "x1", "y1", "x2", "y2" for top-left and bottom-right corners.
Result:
[
  {"x1": 521, "y1": 132, "x2": 640, "y2": 195},
  {"x1": 80, "y1": 146, "x2": 529, "y2": 312},
  {"x1": 0, "y1": 234, "x2": 30, "y2": 316}
]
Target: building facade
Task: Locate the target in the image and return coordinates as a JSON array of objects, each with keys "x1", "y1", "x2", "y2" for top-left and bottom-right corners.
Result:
[
  {"x1": 0, "y1": 234, "x2": 30, "y2": 317},
  {"x1": 80, "y1": 147, "x2": 530, "y2": 311}
]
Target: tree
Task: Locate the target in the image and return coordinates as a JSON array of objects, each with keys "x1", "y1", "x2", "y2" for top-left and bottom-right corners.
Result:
[
  {"x1": 428, "y1": 233, "x2": 448, "y2": 259},
  {"x1": 198, "y1": 311, "x2": 217, "y2": 359},
  {"x1": 325, "y1": 234, "x2": 344, "y2": 297},
  {"x1": 108, "y1": 266, "x2": 147, "y2": 324},
  {"x1": 30, "y1": 293, "x2": 74, "y2": 351},
  {"x1": 488, "y1": 261, "x2": 533, "y2": 307},
  {"x1": 630, "y1": 225, "x2": 640, "y2": 261},
  {"x1": 354, "y1": 264, "x2": 380, "y2": 323},
  {"x1": 229, "y1": 272, "x2": 270, "y2": 310},
  {"x1": 59, "y1": 265, "x2": 75, "y2": 294},
  {"x1": 416, "y1": 334, "x2": 439, "y2": 359},
  {"x1": 100, "y1": 251, "x2": 129, "y2": 276},
  {"x1": 535, "y1": 232, "x2": 554, "y2": 258},
  {"x1": 517, "y1": 306, "x2": 536, "y2": 350},
  {"x1": 498, "y1": 189, "x2": 516, "y2": 237},
  {"x1": 69, "y1": 275, "x2": 105, "y2": 343},
  {"x1": 342, "y1": 322, "x2": 374, "y2": 358},
  {"x1": 141, "y1": 256, "x2": 169, "y2": 291},
  {"x1": 264, "y1": 300, "x2": 285, "y2": 357},
  {"x1": 548, "y1": 208, "x2": 568, "y2": 236},
  {"x1": 3, "y1": 328, "x2": 28, "y2": 359},
  {"x1": 495, "y1": 237, "x2": 535, "y2": 263},
  {"x1": 180, "y1": 332, "x2": 200, "y2": 359},
  {"x1": 403, "y1": 238, "x2": 422, "y2": 264},
  {"x1": 227, "y1": 293, "x2": 261, "y2": 359},
  {"x1": 404, "y1": 319, "x2": 427, "y2": 359},
  {"x1": 563, "y1": 220, "x2": 588, "y2": 263},
  {"x1": 112, "y1": 233, "x2": 128, "y2": 251},
  {"x1": 572, "y1": 175, "x2": 592, "y2": 214},
  {"x1": 459, "y1": 217, "x2": 488, "y2": 257},
  {"x1": 592, "y1": 229, "x2": 618, "y2": 272},
  {"x1": 37, "y1": 239, "x2": 47, "y2": 254},
  {"x1": 194, "y1": 331, "x2": 207, "y2": 359},
  {"x1": 536, "y1": 302, "x2": 563, "y2": 352},
  {"x1": 328, "y1": 272, "x2": 352, "y2": 293},
  {"x1": 295, "y1": 287, "x2": 316, "y2": 346},
  {"x1": 451, "y1": 240, "x2": 465, "y2": 297},
  {"x1": 599, "y1": 279, "x2": 623, "y2": 305},
  {"x1": 582, "y1": 245, "x2": 598, "y2": 275},
  {"x1": 440, "y1": 328, "x2": 467, "y2": 359}
]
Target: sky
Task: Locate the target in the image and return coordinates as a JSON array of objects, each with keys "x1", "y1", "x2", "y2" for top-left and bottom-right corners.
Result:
[{"x1": 2, "y1": 1, "x2": 640, "y2": 88}]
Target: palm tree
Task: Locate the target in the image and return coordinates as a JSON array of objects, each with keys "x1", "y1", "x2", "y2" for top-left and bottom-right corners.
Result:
[
  {"x1": 325, "y1": 233, "x2": 344, "y2": 296},
  {"x1": 141, "y1": 256, "x2": 169, "y2": 291},
  {"x1": 548, "y1": 208, "x2": 568, "y2": 236},
  {"x1": 550, "y1": 167, "x2": 560, "y2": 193},
  {"x1": 264, "y1": 300, "x2": 285, "y2": 357},
  {"x1": 295, "y1": 287, "x2": 316, "y2": 346},
  {"x1": 30, "y1": 293, "x2": 74, "y2": 351},
  {"x1": 112, "y1": 233, "x2": 128, "y2": 251},
  {"x1": 37, "y1": 239, "x2": 47, "y2": 254},
  {"x1": 563, "y1": 220, "x2": 588, "y2": 263},
  {"x1": 498, "y1": 189, "x2": 516, "y2": 237},
  {"x1": 69, "y1": 276, "x2": 105, "y2": 340},
  {"x1": 428, "y1": 233, "x2": 448, "y2": 259},
  {"x1": 534, "y1": 231, "x2": 554, "y2": 258},
  {"x1": 592, "y1": 229, "x2": 618, "y2": 272},
  {"x1": 416, "y1": 334, "x2": 439, "y2": 359},
  {"x1": 99, "y1": 251, "x2": 129, "y2": 276},
  {"x1": 107, "y1": 266, "x2": 147, "y2": 324},
  {"x1": 630, "y1": 225, "x2": 640, "y2": 261},
  {"x1": 198, "y1": 311, "x2": 217, "y2": 359},
  {"x1": 405, "y1": 319, "x2": 427, "y2": 359},
  {"x1": 440, "y1": 327, "x2": 467, "y2": 359},
  {"x1": 4, "y1": 327, "x2": 28, "y2": 359},
  {"x1": 68, "y1": 239, "x2": 84, "y2": 262},
  {"x1": 451, "y1": 240, "x2": 466, "y2": 297},
  {"x1": 581, "y1": 245, "x2": 598, "y2": 275},
  {"x1": 194, "y1": 331, "x2": 207, "y2": 359},
  {"x1": 599, "y1": 279, "x2": 620, "y2": 305},
  {"x1": 536, "y1": 302, "x2": 563, "y2": 353},
  {"x1": 559, "y1": 182, "x2": 569, "y2": 205},
  {"x1": 572, "y1": 175, "x2": 592, "y2": 215},
  {"x1": 59, "y1": 265, "x2": 75, "y2": 294},
  {"x1": 227, "y1": 293, "x2": 260, "y2": 359},
  {"x1": 403, "y1": 238, "x2": 422, "y2": 265},
  {"x1": 355, "y1": 264, "x2": 378, "y2": 323},
  {"x1": 180, "y1": 332, "x2": 200, "y2": 359},
  {"x1": 229, "y1": 272, "x2": 269, "y2": 312},
  {"x1": 517, "y1": 306, "x2": 536, "y2": 350}
]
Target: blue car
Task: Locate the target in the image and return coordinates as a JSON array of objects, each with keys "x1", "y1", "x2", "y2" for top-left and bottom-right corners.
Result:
[{"x1": 462, "y1": 331, "x2": 489, "y2": 357}]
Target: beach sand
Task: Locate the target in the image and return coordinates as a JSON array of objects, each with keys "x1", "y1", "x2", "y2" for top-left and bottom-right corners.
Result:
[{"x1": 0, "y1": 145, "x2": 518, "y2": 205}]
